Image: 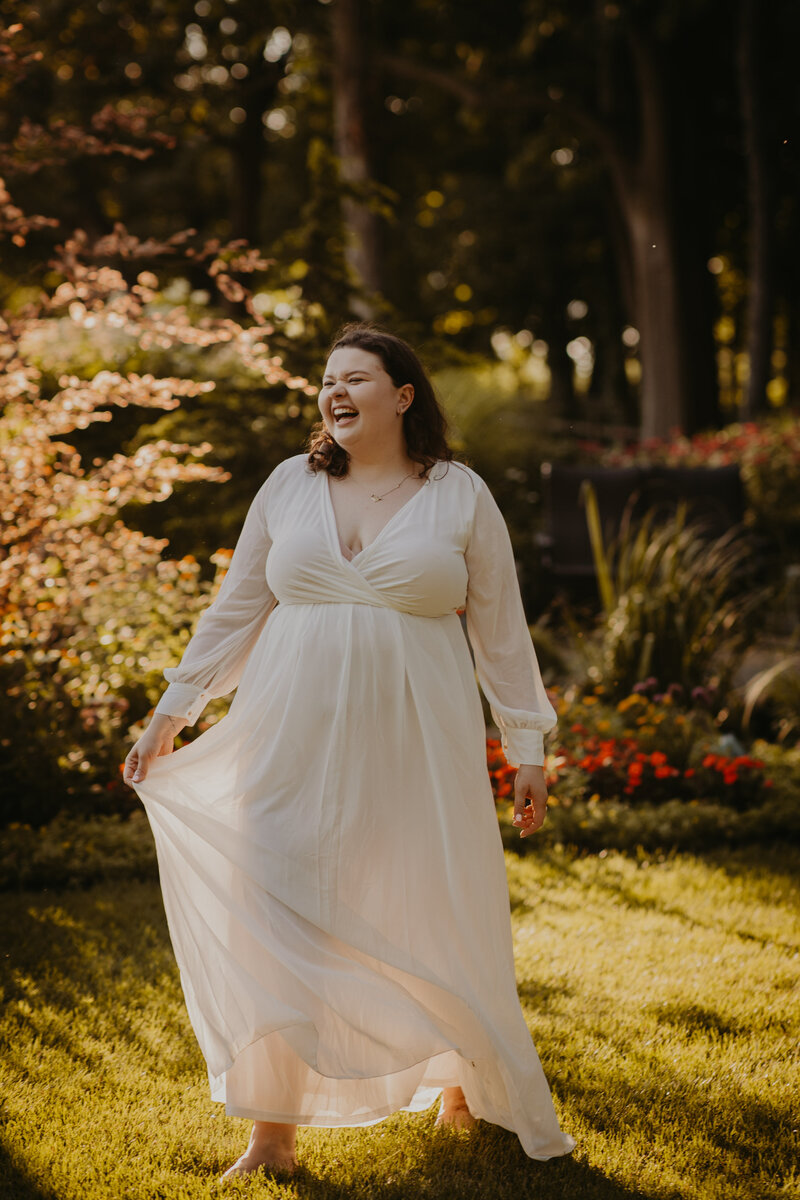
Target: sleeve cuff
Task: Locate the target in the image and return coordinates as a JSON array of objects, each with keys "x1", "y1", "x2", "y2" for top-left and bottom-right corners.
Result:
[
  {"x1": 501, "y1": 728, "x2": 545, "y2": 768},
  {"x1": 153, "y1": 682, "x2": 210, "y2": 726}
]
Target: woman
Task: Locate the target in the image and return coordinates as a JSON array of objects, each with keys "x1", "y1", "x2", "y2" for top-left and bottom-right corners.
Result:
[{"x1": 125, "y1": 324, "x2": 575, "y2": 1178}]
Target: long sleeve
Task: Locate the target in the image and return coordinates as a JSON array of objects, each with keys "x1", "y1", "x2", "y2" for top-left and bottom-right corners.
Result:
[
  {"x1": 464, "y1": 476, "x2": 556, "y2": 767},
  {"x1": 153, "y1": 476, "x2": 277, "y2": 725}
]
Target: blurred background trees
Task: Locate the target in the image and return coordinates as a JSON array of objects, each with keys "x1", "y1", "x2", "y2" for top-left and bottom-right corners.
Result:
[
  {"x1": 1, "y1": 3, "x2": 799, "y2": 833},
  {"x1": 4, "y1": 0, "x2": 799, "y2": 438}
]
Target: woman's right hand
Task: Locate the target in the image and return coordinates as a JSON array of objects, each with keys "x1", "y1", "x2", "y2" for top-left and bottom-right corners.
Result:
[{"x1": 123, "y1": 713, "x2": 185, "y2": 787}]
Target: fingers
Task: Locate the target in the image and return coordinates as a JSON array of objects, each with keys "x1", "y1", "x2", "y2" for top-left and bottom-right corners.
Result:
[
  {"x1": 122, "y1": 750, "x2": 138, "y2": 787},
  {"x1": 123, "y1": 745, "x2": 152, "y2": 787},
  {"x1": 513, "y1": 795, "x2": 546, "y2": 838},
  {"x1": 512, "y1": 772, "x2": 548, "y2": 839},
  {"x1": 123, "y1": 727, "x2": 179, "y2": 789}
]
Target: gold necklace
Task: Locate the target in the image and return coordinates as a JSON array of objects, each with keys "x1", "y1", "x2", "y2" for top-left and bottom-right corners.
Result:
[{"x1": 356, "y1": 470, "x2": 419, "y2": 502}]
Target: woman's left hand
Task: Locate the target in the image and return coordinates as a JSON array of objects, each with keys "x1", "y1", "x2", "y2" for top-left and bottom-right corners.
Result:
[{"x1": 512, "y1": 764, "x2": 548, "y2": 839}]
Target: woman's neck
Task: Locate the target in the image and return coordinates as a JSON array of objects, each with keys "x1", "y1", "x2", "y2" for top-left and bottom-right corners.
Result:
[{"x1": 345, "y1": 446, "x2": 419, "y2": 484}]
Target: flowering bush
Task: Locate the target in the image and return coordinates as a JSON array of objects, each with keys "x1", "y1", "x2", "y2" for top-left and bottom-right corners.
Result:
[
  {"x1": 486, "y1": 738, "x2": 518, "y2": 799},
  {"x1": 489, "y1": 723, "x2": 797, "y2": 854},
  {"x1": 487, "y1": 684, "x2": 774, "y2": 814},
  {"x1": 0, "y1": 34, "x2": 314, "y2": 826}
]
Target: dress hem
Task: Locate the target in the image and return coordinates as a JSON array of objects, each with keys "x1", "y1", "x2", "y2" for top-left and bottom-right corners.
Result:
[
  {"x1": 218, "y1": 1093, "x2": 577, "y2": 1161},
  {"x1": 219, "y1": 1088, "x2": 446, "y2": 1128}
]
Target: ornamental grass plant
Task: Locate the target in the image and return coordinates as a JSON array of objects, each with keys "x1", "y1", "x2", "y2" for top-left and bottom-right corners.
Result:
[{"x1": 576, "y1": 482, "x2": 766, "y2": 701}]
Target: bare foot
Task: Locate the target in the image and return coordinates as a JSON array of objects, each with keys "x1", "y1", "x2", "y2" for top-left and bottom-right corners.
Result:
[
  {"x1": 435, "y1": 1086, "x2": 477, "y2": 1130},
  {"x1": 220, "y1": 1121, "x2": 298, "y2": 1181}
]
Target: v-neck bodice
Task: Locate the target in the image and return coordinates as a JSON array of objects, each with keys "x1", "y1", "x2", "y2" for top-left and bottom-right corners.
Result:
[
  {"x1": 323, "y1": 470, "x2": 431, "y2": 564},
  {"x1": 261, "y1": 458, "x2": 469, "y2": 617}
]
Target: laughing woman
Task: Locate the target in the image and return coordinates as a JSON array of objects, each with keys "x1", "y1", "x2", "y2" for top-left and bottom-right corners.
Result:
[{"x1": 124, "y1": 323, "x2": 575, "y2": 1179}]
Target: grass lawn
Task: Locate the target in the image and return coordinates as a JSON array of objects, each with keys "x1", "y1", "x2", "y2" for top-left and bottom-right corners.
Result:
[{"x1": 0, "y1": 844, "x2": 797, "y2": 1200}]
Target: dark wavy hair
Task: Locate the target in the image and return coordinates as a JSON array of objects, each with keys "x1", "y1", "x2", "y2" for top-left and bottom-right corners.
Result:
[{"x1": 305, "y1": 323, "x2": 453, "y2": 478}]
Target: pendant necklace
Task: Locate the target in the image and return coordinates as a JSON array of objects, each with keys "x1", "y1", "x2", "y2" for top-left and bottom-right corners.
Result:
[{"x1": 358, "y1": 470, "x2": 418, "y2": 502}]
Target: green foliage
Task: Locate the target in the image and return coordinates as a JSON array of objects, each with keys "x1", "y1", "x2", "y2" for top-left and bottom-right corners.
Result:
[
  {"x1": 578, "y1": 482, "x2": 765, "y2": 698},
  {"x1": 0, "y1": 811, "x2": 157, "y2": 891},
  {"x1": 0, "y1": 549, "x2": 225, "y2": 828},
  {"x1": 434, "y1": 363, "x2": 573, "y2": 607},
  {"x1": 1, "y1": 848, "x2": 797, "y2": 1198},
  {"x1": 500, "y1": 792, "x2": 800, "y2": 856}
]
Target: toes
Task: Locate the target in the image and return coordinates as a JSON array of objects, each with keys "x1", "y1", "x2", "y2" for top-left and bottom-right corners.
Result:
[
  {"x1": 219, "y1": 1153, "x2": 297, "y2": 1181},
  {"x1": 435, "y1": 1104, "x2": 477, "y2": 1130}
]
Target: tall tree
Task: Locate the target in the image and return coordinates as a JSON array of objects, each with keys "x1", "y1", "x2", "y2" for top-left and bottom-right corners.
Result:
[
  {"x1": 330, "y1": 0, "x2": 384, "y2": 316},
  {"x1": 737, "y1": 0, "x2": 773, "y2": 419}
]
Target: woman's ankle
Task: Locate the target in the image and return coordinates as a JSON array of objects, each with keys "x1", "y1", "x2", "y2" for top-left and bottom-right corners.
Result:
[
  {"x1": 441, "y1": 1086, "x2": 469, "y2": 1109},
  {"x1": 250, "y1": 1119, "x2": 297, "y2": 1147}
]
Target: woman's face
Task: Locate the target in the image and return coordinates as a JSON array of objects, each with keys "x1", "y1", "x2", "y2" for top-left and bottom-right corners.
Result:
[{"x1": 319, "y1": 347, "x2": 413, "y2": 453}]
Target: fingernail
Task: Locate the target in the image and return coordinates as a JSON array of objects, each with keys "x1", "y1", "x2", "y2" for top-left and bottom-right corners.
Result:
[{"x1": 133, "y1": 774, "x2": 141, "y2": 781}]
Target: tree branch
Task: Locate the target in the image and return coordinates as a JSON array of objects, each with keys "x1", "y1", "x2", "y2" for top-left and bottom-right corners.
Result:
[
  {"x1": 378, "y1": 51, "x2": 632, "y2": 192},
  {"x1": 376, "y1": 53, "x2": 484, "y2": 108}
]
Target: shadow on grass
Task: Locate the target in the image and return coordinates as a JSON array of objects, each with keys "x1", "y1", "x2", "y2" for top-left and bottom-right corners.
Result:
[
  {"x1": 2, "y1": 879, "x2": 795, "y2": 1199},
  {"x1": 649, "y1": 1000, "x2": 743, "y2": 1038},
  {"x1": 0, "y1": 1143, "x2": 61, "y2": 1200},
  {"x1": 0, "y1": 882, "x2": 203, "y2": 1081},
  {"x1": 243, "y1": 1122, "x2": 663, "y2": 1200},
  {"x1": 557, "y1": 1033, "x2": 795, "y2": 1197},
  {"x1": 520, "y1": 843, "x2": 800, "y2": 954}
]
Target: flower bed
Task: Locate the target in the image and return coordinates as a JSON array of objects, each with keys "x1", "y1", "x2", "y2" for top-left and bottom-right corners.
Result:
[{"x1": 488, "y1": 684, "x2": 800, "y2": 852}]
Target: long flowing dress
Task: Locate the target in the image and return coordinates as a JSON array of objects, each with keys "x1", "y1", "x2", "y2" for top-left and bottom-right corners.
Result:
[{"x1": 132, "y1": 454, "x2": 575, "y2": 1161}]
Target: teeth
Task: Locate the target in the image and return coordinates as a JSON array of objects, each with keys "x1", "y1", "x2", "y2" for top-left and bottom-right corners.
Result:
[{"x1": 333, "y1": 408, "x2": 358, "y2": 420}]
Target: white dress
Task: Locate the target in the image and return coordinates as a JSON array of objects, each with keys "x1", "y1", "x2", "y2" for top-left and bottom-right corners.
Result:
[{"x1": 133, "y1": 453, "x2": 575, "y2": 1161}]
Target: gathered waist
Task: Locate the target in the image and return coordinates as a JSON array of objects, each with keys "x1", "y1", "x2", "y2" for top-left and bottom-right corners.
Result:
[{"x1": 272, "y1": 598, "x2": 462, "y2": 621}]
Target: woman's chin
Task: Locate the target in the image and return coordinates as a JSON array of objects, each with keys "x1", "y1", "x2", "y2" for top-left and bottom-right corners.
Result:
[{"x1": 331, "y1": 425, "x2": 360, "y2": 449}]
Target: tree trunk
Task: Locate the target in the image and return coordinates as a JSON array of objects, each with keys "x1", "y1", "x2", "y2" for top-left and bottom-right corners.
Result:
[
  {"x1": 586, "y1": 25, "x2": 689, "y2": 438},
  {"x1": 230, "y1": 100, "x2": 265, "y2": 243},
  {"x1": 330, "y1": 0, "x2": 383, "y2": 317},
  {"x1": 228, "y1": 55, "x2": 288, "y2": 244},
  {"x1": 612, "y1": 31, "x2": 688, "y2": 439},
  {"x1": 603, "y1": 187, "x2": 639, "y2": 428},
  {"x1": 624, "y1": 194, "x2": 686, "y2": 438},
  {"x1": 738, "y1": 0, "x2": 773, "y2": 419}
]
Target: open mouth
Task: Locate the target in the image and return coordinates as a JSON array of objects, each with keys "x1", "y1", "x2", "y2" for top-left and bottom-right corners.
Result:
[{"x1": 332, "y1": 405, "x2": 359, "y2": 425}]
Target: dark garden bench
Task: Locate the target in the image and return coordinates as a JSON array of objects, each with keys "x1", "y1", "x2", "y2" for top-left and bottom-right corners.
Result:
[{"x1": 535, "y1": 462, "x2": 747, "y2": 596}]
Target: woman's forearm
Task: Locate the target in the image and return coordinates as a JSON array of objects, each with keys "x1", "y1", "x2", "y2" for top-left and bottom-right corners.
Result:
[{"x1": 148, "y1": 711, "x2": 187, "y2": 738}]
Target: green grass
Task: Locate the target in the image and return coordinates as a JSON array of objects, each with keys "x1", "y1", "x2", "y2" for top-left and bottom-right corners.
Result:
[{"x1": 1, "y1": 846, "x2": 798, "y2": 1200}]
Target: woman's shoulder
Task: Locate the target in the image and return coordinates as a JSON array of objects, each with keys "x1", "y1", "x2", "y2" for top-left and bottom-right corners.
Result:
[
  {"x1": 252, "y1": 453, "x2": 312, "y2": 507},
  {"x1": 261, "y1": 453, "x2": 312, "y2": 487},
  {"x1": 430, "y1": 458, "x2": 489, "y2": 495}
]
